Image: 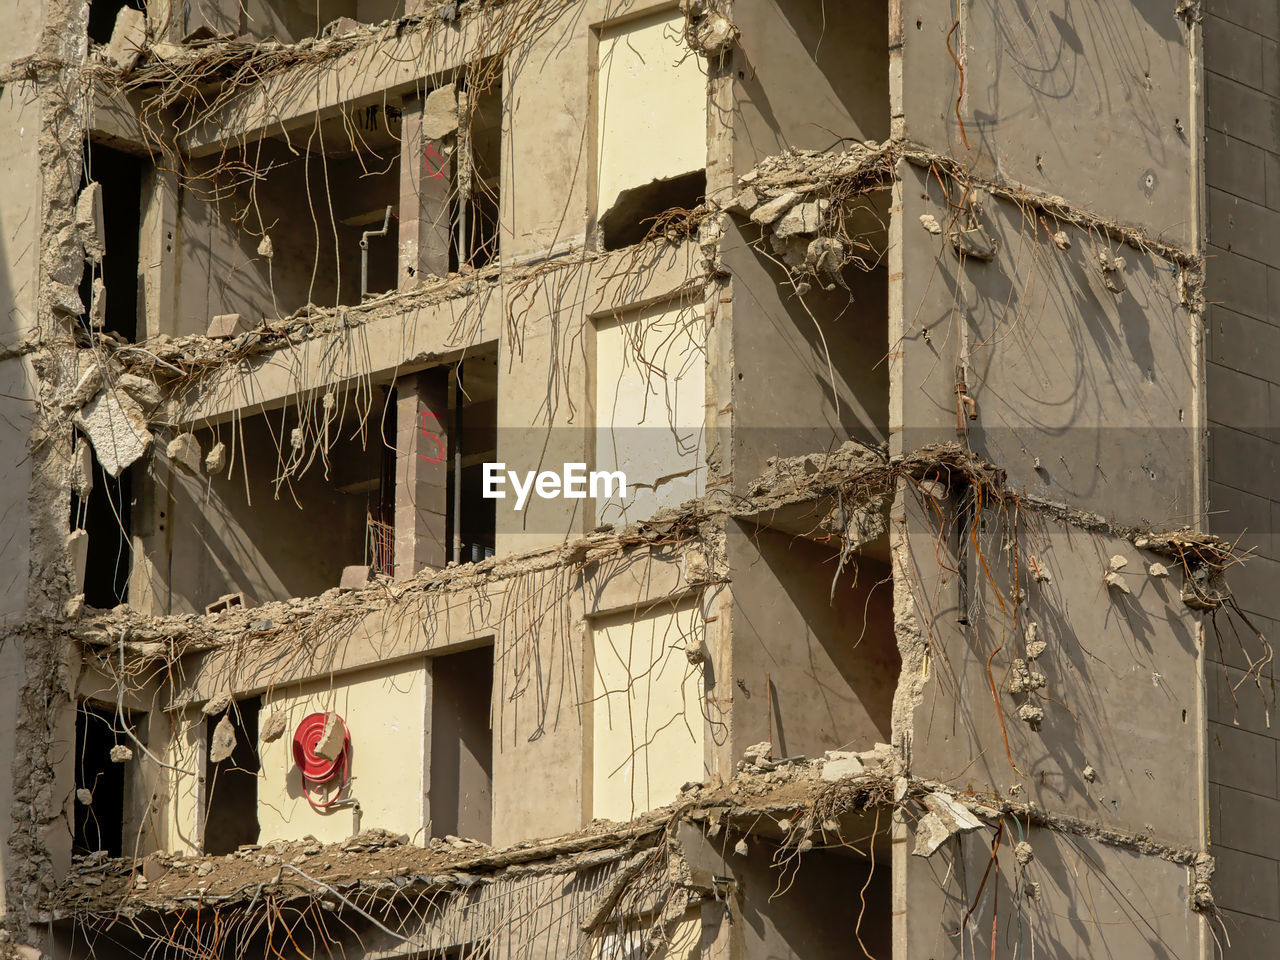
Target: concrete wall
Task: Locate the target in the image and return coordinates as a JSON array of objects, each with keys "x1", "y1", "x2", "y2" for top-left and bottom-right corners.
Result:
[
  {"x1": 1202, "y1": 1, "x2": 1280, "y2": 950},
  {"x1": 732, "y1": 0, "x2": 889, "y2": 171},
  {"x1": 594, "y1": 297, "x2": 706, "y2": 525},
  {"x1": 596, "y1": 8, "x2": 707, "y2": 220},
  {"x1": 590, "y1": 598, "x2": 705, "y2": 822},
  {"x1": 138, "y1": 412, "x2": 377, "y2": 613},
  {"x1": 897, "y1": 0, "x2": 1193, "y2": 244},
  {"x1": 728, "y1": 524, "x2": 897, "y2": 762},
  {"x1": 723, "y1": 220, "x2": 889, "y2": 489},
  {"x1": 899, "y1": 495, "x2": 1204, "y2": 851},
  {"x1": 895, "y1": 164, "x2": 1198, "y2": 523}
]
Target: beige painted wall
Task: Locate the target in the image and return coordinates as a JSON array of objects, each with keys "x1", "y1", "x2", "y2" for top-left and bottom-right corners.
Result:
[
  {"x1": 595, "y1": 8, "x2": 707, "y2": 217},
  {"x1": 257, "y1": 659, "x2": 425, "y2": 844},
  {"x1": 591, "y1": 599, "x2": 705, "y2": 822},
  {"x1": 594, "y1": 299, "x2": 706, "y2": 525}
]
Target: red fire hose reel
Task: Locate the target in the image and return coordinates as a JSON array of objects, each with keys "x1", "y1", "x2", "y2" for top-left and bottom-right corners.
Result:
[{"x1": 292, "y1": 712, "x2": 352, "y2": 809}]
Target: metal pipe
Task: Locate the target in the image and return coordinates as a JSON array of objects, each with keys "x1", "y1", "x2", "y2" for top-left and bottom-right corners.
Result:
[
  {"x1": 453, "y1": 366, "x2": 463, "y2": 563},
  {"x1": 360, "y1": 205, "x2": 393, "y2": 299}
]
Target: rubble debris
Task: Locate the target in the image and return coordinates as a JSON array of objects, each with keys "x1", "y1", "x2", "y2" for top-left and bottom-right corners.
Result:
[
  {"x1": 74, "y1": 389, "x2": 153, "y2": 478},
  {"x1": 1008, "y1": 658, "x2": 1047, "y2": 694},
  {"x1": 260, "y1": 711, "x2": 289, "y2": 744},
  {"x1": 75, "y1": 789, "x2": 92, "y2": 806},
  {"x1": 1024, "y1": 622, "x2": 1047, "y2": 660},
  {"x1": 1149, "y1": 562, "x2": 1169, "y2": 578},
  {"x1": 117, "y1": 373, "x2": 162, "y2": 413},
  {"x1": 750, "y1": 191, "x2": 799, "y2": 226},
  {"x1": 62, "y1": 364, "x2": 102, "y2": 410},
  {"x1": 733, "y1": 837, "x2": 748, "y2": 856},
  {"x1": 49, "y1": 281, "x2": 84, "y2": 317},
  {"x1": 104, "y1": 7, "x2": 148, "y2": 71},
  {"x1": 166, "y1": 433, "x2": 202, "y2": 475},
  {"x1": 1108, "y1": 554, "x2": 1128, "y2": 572},
  {"x1": 950, "y1": 224, "x2": 997, "y2": 261},
  {"x1": 773, "y1": 200, "x2": 825, "y2": 240},
  {"x1": 1099, "y1": 252, "x2": 1127, "y2": 293},
  {"x1": 920, "y1": 214, "x2": 943, "y2": 235},
  {"x1": 205, "y1": 441, "x2": 227, "y2": 474},
  {"x1": 422, "y1": 83, "x2": 459, "y2": 140},
  {"x1": 207, "y1": 313, "x2": 251, "y2": 339},
  {"x1": 681, "y1": 0, "x2": 736, "y2": 56},
  {"x1": 76, "y1": 182, "x2": 105, "y2": 263},
  {"x1": 109, "y1": 745, "x2": 133, "y2": 763},
  {"x1": 820, "y1": 751, "x2": 864, "y2": 782},
  {"x1": 1014, "y1": 841, "x2": 1035, "y2": 866},
  {"x1": 205, "y1": 593, "x2": 245, "y2": 615},
  {"x1": 1052, "y1": 230, "x2": 1071, "y2": 249},
  {"x1": 257, "y1": 235, "x2": 274, "y2": 259},
  {"x1": 912, "y1": 791, "x2": 985, "y2": 857},
  {"x1": 1083, "y1": 764, "x2": 1097, "y2": 782},
  {"x1": 209, "y1": 715, "x2": 237, "y2": 764},
  {"x1": 741, "y1": 741, "x2": 772, "y2": 766},
  {"x1": 725, "y1": 187, "x2": 758, "y2": 215}
]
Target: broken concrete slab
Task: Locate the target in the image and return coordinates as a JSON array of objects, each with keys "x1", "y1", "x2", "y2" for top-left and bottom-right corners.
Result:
[
  {"x1": 71, "y1": 442, "x2": 94, "y2": 498},
  {"x1": 820, "y1": 752, "x2": 864, "y2": 782},
  {"x1": 749, "y1": 191, "x2": 798, "y2": 226},
  {"x1": 67, "y1": 530, "x2": 87, "y2": 596},
  {"x1": 773, "y1": 200, "x2": 824, "y2": 240},
  {"x1": 49, "y1": 281, "x2": 84, "y2": 318},
  {"x1": 74, "y1": 389, "x2": 152, "y2": 478},
  {"x1": 209, "y1": 714, "x2": 236, "y2": 764},
  {"x1": 912, "y1": 792, "x2": 986, "y2": 857},
  {"x1": 340, "y1": 565, "x2": 372, "y2": 590},
  {"x1": 166, "y1": 433, "x2": 202, "y2": 475},
  {"x1": 117, "y1": 374, "x2": 162, "y2": 413},
  {"x1": 201, "y1": 693, "x2": 232, "y2": 718},
  {"x1": 63, "y1": 364, "x2": 103, "y2": 410},
  {"x1": 104, "y1": 7, "x2": 147, "y2": 72},
  {"x1": 422, "y1": 83, "x2": 459, "y2": 141},
  {"x1": 88, "y1": 278, "x2": 106, "y2": 329},
  {"x1": 207, "y1": 313, "x2": 251, "y2": 339},
  {"x1": 76, "y1": 182, "x2": 105, "y2": 263}
]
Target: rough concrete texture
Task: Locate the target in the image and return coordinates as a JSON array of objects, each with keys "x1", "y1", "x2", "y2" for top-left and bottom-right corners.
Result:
[{"x1": 0, "y1": 0, "x2": 1262, "y2": 958}]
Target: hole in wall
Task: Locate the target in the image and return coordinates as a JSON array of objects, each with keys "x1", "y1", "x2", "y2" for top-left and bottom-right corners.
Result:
[
  {"x1": 74, "y1": 700, "x2": 141, "y2": 857},
  {"x1": 599, "y1": 169, "x2": 706, "y2": 251},
  {"x1": 87, "y1": 0, "x2": 144, "y2": 45},
  {"x1": 203, "y1": 696, "x2": 261, "y2": 855}
]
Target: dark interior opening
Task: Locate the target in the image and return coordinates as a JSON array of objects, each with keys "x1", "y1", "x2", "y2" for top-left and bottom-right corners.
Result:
[
  {"x1": 74, "y1": 701, "x2": 139, "y2": 857},
  {"x1": 430, "y1": 645, "x2": 494, "y2": 841},
  {"x1": 446, "y1": 354, "x2": 497, "y2": 564},
  {"x1": 203, "y1": 696, "x2": 260, "y2": 855},
  {"x1": 72, "y1": 454, "x2": 132, "y2": 610},
  {"x1": 599, "y1": 169, "x2": 706, "y2": 251},
  {"x1": 371, "y1": 388, "x2": 398, "y2": 575},
  {"x1": 87, "y1": 0, "x2": 145, "y2": 45},
  {"x1": 80, "y1": 141, "x2": 142, "y2": 342}
]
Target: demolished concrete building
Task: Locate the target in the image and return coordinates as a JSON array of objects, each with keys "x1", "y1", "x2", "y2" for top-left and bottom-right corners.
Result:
[{"x1": 0, "y1": 0, "x2": 1274, "y2": 957}]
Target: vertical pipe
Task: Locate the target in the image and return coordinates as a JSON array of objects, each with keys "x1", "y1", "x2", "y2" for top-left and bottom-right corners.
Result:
[{"x1": 453, "y1": 365, "x2": 464, "y2": 563}]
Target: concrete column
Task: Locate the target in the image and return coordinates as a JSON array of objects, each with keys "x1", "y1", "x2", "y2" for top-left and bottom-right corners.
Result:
[
  {"x1": 397, "y1": 94, "x2": 453, "y2": 289},
  {"x1": 395, "y1": 371, "x2": 450, "y2": 578}
]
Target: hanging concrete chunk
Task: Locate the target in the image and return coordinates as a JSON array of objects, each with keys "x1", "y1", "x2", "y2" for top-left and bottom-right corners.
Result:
[
  {"x1": 74, "y1": 389, "x2": 152, "y2": 477},
  {"x1": 76, "y1": 182, "x2": 105, "y2": 263},
  {"x1": 260, "y1": 710, "x2": 289, "y2": 745},
  {"x1": 109, "y1": 744, "x2": 133, "y2": 763},
  {"x1": 422, "y1": 83, "x2": 459, "y2": 141},
  {"x1": 166, "y1": 433, "x2": 202, "y2": 475},
  {"x1": 201, "y1": 693, "x2": 232, "y2": 717},
  {"x1": 773, "y1": 200, "x2": 824, "y2": 240},
  {"x1": 49, "y1": 281, "x2": 84, "y2": 318},
  {"x1": 1104, "y1": 571, "x2": 1131, "y2": 594},
  {"x1": 76, "y1": 788, "x2": 93, "y2": 806},
  {"x1": 209, "y1": 714, "x2": 237, "y2": 763},
  {"x1": 105, "y1": 7, "x2": 148, "y2": 71},
  {"x1": 71, "y1": 441, "x2": 94, "y2": 497},
  {"x1": 62, "y1": 364, "x2": 102, "y2": 410},
  {"x1": 205, "y1": 441, "x2": 226, "y2": 475},
  {"x1": 912, "y1": 792, "x2": 986, "y2": 857},
  {"x1": 315, "y1": 713, "x2": 345, "y2": 761},
  {"x1": 89, "y1": 278, "x2": 106, "y2": 328}
]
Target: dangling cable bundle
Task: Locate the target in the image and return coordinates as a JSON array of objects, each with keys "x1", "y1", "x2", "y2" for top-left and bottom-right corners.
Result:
[{"x1": 292, "y1": 712, "x2": 352, "y2": 809}]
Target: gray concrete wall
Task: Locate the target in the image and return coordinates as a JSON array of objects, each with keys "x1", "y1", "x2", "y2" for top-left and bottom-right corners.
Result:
[
  {"x1": 1202, "y1": 1, "x2": 1280, "y2": 950},
  {"x1": 143, "y1": 413, "x2": 376, "y2": 612},
  {"x1": 722, "y1": 219, "x2": 889, "y2": 491},
  {"x1": 727, "y1": 523, "x2": 897, "y2": 762},
  {"x1": 732, "y1": 0, "x2": 889, "y2": 172}
]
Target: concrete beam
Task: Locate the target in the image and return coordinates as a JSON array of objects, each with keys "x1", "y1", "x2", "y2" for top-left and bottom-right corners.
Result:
[
  {"x1": 395, "y1": 369, "x2": 450, "y2": 577},
  {"x1": 398, "y1": 93, "x2": 454, "y2": 287}
]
